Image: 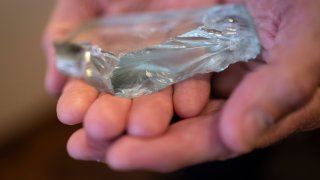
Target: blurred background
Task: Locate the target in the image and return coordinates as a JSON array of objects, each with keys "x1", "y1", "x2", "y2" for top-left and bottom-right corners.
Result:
[{"x1": 0, "y1": 0, "x2": 319, "y2": 180}]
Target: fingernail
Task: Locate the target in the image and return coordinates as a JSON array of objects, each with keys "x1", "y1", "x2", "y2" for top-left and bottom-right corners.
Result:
[{"x1": 244, "y1": 110, "x2": 273, "y2": 147}]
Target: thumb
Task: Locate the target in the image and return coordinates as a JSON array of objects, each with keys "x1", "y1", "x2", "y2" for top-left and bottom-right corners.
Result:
[{"x1": 219, "y1": 13, "x2": 320, "y2": 153}]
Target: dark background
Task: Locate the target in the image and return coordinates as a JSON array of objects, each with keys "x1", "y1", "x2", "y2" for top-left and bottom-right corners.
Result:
[{"x1": 0, "y1": 1, "x2": 319, "y2": 179}]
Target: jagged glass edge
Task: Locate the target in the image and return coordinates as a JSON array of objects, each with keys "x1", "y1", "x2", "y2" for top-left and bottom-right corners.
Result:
[{"x1": 55, "y1": 4, "x2": 261, "y2": 98}]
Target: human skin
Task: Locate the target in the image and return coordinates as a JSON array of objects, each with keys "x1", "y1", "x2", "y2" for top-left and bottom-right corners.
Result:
[{"x1": 43, "y1": 0, "x2": 320, "y2": 172}]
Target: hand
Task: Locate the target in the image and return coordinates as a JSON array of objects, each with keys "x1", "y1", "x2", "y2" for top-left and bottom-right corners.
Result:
[
  {"x1": 44, "y1": 0, "x2": 320, "y2": 172},
  {"x1": 65, "y1": 0, "x2": 320, "y2": 172},
  {"x1": 43, "y1": 0, "x2": 217, "y2": 163}
]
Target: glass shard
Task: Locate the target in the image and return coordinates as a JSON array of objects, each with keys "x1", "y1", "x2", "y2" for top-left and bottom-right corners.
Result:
[{"x1": 55, "y1": 4, "x2": 261, "y2": 98}]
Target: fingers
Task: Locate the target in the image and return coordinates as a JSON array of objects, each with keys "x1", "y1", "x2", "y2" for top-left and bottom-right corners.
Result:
[
  {"x1": 68, "y1": 87, "x2": 174, "y2": 163},
  {"x1": 128, "y1": 87, "x2": 173, "y2": 137},
  {"x1": 173, "y1": 74, "x2": 211, "y2": 118},
  {"x1": 57, "y1": 79, "x2": 98, "y2": 125},
  {"x1": 43, "y1": 0, "x2": 100, "y2": 95},
  {"x1": 67, "y1": 129, "x2": 109, "y2": 162},
  {"x1": 84, "y1": 94, "x2": 131, "y2": 141},
  {"x1": 106, "y1": 106, "x2": 232, "y2": 172},
  {"x1": 104, "y1": 89, "x2": 319, "y2": 172}
]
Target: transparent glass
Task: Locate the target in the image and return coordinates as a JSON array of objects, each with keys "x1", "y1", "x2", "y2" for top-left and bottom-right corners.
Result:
[{"x1": 55, "y1": 4, "x2": 261, "y2": 98}]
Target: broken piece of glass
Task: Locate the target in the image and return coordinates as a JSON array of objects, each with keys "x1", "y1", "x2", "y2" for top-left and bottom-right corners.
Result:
[{"x1": 55, "y1": 4, "x2": 260, "y2": 98}]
